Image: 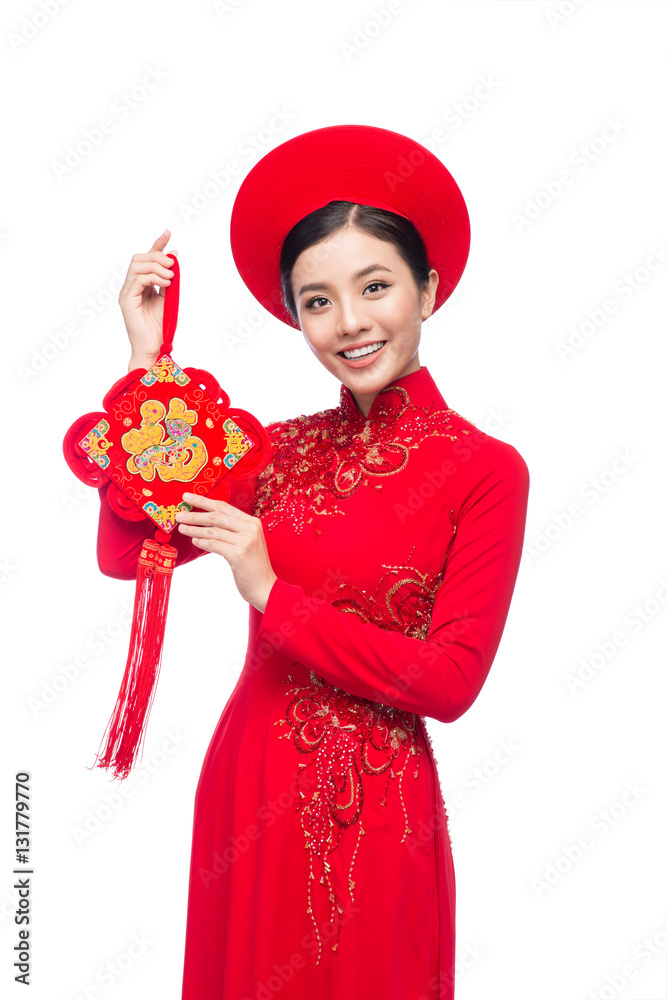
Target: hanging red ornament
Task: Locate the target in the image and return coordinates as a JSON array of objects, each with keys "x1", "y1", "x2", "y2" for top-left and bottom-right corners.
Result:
[{"x1": 62, "y1": 253, "x2": 271, "y2": 780}]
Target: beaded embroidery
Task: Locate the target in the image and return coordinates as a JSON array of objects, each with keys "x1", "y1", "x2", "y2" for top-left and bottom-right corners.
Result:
[
  {"x1": 330, "y1": 542, "x2": 449, "y2": 640},
  {"x1": 328, "y1": 542, "x2": 455, "y2": 838},
  {"x1": 253, "y1": 378, "x2": 471, "y2": 537},
  {"x1": 273, "y1": 544, "x2": 455, "y2": 962},
  {"x1": 274, "y1": 671, "x2": 424, "y2": 965}
]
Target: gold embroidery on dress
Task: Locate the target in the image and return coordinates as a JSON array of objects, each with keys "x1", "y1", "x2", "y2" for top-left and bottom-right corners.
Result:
[
  {"x1": 273, "y1": 671, "x2": 424, "y2": 966},
  {"x1": 329, "y1": 543, "x2": 447, "y2": 639},
  {"x1": 330, "y1": 541, "x2": 455, "y2": 850},
  {"x1": 273, "y1": 542, "x2": 456, "y2": 962},
  {"x1": 253, "y1": 380, "x2": 471, "y2": 537}
]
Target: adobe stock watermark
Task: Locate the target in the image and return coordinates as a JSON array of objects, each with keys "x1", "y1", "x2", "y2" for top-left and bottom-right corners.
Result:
[
  {"x1": 555, "y1": 245, "x2": 667, "y2": 361},
  {"x1": 52, "y1": 66, "x2": 168, "y2": 180},
  {"x1": 510, "y1": 117, "x2": 628, "y2": 234},
  {"x1": 584, "y1": 915, "x2": 667, "y2": 1000},
  {"x1": 26, "y1": 600, "x2": 134, "y2": 717},
  {"x1": 565, "y1": 577, "x2": 667, "y2": 696},
  {"x1": 447, "y1": 738, "x2": 521, "y2": 820},
  {"x1": 197, "y1": 766, "x2": 318, "y2": 889},
  {"x1": 361, "y1": 618, "x2": 474, "y2": 719},
  {"x1": 530, "y1": 780, "x2": 648, "y2": 898},
  {"x1": 245, "y1": 566, "x2": 352, "y2": 679},
  {"x1": 212, "y1": 0, "x2": 249, "y2": 16},
  {"x1": 0, "y1": 883, "x2": 23, "y2": 931},
  {"x1": 417, "y1": 940, "x2": 486, "y2": 1000},
  {"x1": 70, "y1": 730, "x2": 189, "y2": 846},
  {"x1": 61, "y1": 479, "x2": 99, "y2": 516},
  {"x1": 545, "y1": 0, "x2": 589, "y2": 30},
  {"x1": 17, "y1": 266, "x2": 125, "y2": 385},
  {"x1": 178, "y1": 108, "x2": 296, "y2": 223},
  {"x1": 8, "y1": 0, "x2": 73, "y2": 53},
  {"x1": 404, "y1": 796, "x2": 451, "y2": 856},
  {"x1": 220, "y1": 303, "x2": 266, "y2": 354},
  {"x1": 64, "y1": 931, "x2": 153, "y2": 999},
  {"x1": 237, "y1": 898, "x2": 361, "y2": 997},
  {"x1": 406, "y1": 738, "x2": 520, "y2": 863},
  {"x1": 0, "y1": 555, "x2": 18, "y2": 586},
  {"x1": 525, "y1": 447, "x2": 638, "y2": 565},
  {"x1": 393, "y1": 405, "x2": 513, "y2": 525},
  {"x1": 419, "y1": 74, "x2": 501, "y2": 151},
  {"x1": 339, "y1": 0, "x2": 420, "y2": 64}
]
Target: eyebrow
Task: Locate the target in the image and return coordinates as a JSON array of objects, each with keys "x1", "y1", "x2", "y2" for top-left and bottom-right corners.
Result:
[{"x1": 297, "y1": 264, "x2": 393, "y2": 298}]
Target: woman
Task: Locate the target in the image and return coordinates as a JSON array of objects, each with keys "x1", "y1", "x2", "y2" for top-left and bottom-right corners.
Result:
[{"x1": 96, "y1": 125, "x2": 530, "y2": 1000}]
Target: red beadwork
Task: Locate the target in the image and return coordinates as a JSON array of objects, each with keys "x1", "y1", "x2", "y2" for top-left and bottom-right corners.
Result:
[
  {"x1": 273, "y1": 670, "x2": 423, "y2": 963},
  {"x1": 272, "y1": 544, "x2": 456, "y2": 961},
  {"x1": 331, "y1": 546, "x2": 447, "y2": 640},
  {"x1": 253, "y1": 380, "x2": 471, "y2": 537}
]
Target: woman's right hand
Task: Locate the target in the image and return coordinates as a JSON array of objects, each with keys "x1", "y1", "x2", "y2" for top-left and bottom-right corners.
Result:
[{"x1": 119, "y1": 229, "x2": 177, "y2": 371}]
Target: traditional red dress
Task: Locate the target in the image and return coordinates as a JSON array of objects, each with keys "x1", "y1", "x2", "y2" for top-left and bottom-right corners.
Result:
[{"x1": 95, "y1": 364, "x2": 529, "y2": 1000}]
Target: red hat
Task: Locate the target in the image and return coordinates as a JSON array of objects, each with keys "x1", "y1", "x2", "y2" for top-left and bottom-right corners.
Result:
[{"x1": 229, "y1": 123, "x2": 471, "y2": 330}]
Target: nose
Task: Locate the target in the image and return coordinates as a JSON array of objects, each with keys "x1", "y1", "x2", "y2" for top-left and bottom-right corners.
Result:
[{"x1": 336, "y1": 296, "x2": 370, "y2": 337}]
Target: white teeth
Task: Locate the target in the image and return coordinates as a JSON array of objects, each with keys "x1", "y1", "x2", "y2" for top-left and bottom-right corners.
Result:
[{"x1": 341, "y1": 341, "x2": 385, "y2": 359}]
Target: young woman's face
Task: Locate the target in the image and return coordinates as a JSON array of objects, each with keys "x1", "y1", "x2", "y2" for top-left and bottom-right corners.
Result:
[{"x1": 290, "y1": 227, "x2": 439, "y2": 415}]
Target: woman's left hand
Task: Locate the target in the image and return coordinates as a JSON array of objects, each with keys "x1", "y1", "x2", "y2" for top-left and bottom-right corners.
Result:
[{"x1": 175, "y1": 492, "x2": 277, "y2": 613}]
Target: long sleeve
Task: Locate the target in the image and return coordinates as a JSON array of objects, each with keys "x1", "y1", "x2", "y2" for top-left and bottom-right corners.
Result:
[
  {"x1": 96, "y1": 473, "x2": 257, "y2": 581},
  {"x1": 255, "y1": 444, "x2": 530, "y2": 724}
]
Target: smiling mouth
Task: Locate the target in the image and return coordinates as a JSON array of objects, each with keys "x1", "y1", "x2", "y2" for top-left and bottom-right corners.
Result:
[{"x1": 338, "y1": 341, "x2": 387, "y2": 360}]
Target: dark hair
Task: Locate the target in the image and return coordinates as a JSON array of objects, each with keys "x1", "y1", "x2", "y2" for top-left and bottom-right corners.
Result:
[{"x1": 279, "y1": 201, "x2": 433, "y2": 326}]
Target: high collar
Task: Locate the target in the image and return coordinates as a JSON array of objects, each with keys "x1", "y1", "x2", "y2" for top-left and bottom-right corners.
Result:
[{"x1": 337, "y1": 366, "x2": 448, "y2": 429}]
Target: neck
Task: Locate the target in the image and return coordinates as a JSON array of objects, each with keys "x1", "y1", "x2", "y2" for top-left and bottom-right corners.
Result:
[{"x1": 350, "y1": 358, "x2": 422, "y2": 418}]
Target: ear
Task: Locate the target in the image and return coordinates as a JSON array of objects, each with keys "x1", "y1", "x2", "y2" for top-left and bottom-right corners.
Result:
[{"x1": 421, "y1": 269, "x2": 439, "y2": 320}]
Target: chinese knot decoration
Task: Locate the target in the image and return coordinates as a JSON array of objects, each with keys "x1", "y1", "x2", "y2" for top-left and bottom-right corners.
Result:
[{"x1": 62, "y1": 253, "x2": 271, "y2": 779}]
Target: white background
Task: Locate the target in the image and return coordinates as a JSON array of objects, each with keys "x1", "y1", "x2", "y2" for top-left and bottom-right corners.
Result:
[{"x1": 2, "y1": 1, "x2": 666, "y2": 998}]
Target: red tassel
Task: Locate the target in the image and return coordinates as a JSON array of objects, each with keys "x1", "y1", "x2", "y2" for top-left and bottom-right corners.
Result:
[{"x1": 93, "y1": 536, "x2": 178, "y2": 780}]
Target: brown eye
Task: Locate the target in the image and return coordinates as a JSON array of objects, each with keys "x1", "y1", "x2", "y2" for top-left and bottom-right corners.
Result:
[{"x1": 305, "y1": 295, "x2": 329, "y2": 310}]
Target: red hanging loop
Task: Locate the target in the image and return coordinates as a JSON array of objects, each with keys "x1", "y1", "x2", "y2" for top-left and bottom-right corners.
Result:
[{"x1": 161, "y1": 252, "x2": 179, "y2": 357}]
